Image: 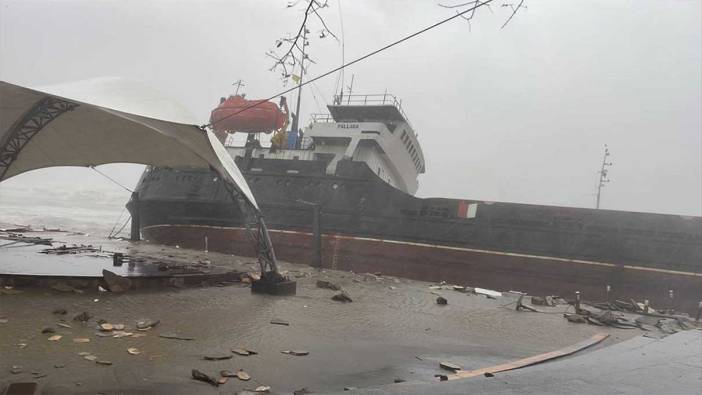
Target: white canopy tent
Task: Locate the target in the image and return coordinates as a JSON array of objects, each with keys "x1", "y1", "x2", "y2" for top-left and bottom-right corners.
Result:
[
  {"x1": 0, "y1": 80, "x2": 257, "y2": 210},
  {"x1": 0, "y1": 80, "x2": 283, "y2": 275}
]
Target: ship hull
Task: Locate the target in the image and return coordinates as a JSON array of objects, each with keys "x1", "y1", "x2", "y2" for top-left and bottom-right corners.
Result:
[
  {"x1": 142, "y1": 223, "x2": 702, "y2": 313},
  {"x1": 128, "y1": 158, "x2": 702, "y2": 313}
]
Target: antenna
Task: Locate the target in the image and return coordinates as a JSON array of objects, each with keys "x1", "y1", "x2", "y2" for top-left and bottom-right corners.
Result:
[
  {"x1": 595, "y1": 144, "x2": 613, "y2": 209},
  {"x1": 232, "y1": 80, "x2": 245, "y2": 96}
]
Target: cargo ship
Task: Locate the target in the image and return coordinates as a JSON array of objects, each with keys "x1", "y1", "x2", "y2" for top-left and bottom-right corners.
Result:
[{"x1": 127, "y1": 93, "x2": 702, "y2": 312}]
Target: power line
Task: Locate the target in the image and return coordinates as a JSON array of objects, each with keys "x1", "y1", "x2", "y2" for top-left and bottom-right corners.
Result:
[
  {"x1": 90, "y1": 166, "x2": 134, "y2": 193},
  {"x1": 203, "y1": 0, "x2": 496, "y2": 129}
]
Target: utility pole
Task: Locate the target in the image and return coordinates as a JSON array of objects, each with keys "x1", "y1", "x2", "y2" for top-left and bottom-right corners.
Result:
[
  {"x1": 291, "y1": 26, "x2": 308, "y2": 135},
  {"x1": 596, "y1": 144, "x2": 613, "y2": 209}
]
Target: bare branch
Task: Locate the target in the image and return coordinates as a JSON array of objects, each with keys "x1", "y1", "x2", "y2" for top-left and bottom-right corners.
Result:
[{"x1": 500, "y1": 0, "x2": 525, "y2": 29}]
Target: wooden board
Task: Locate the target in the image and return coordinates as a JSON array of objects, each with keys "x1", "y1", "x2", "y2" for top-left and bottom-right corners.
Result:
[{"x1": 448, "y1": 332, "x2": 610, "y2": 380}]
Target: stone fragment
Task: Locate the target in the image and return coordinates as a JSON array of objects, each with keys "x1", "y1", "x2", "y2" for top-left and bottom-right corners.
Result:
[
  {"x1": 57, "y1": 322, "x2": 71, "y2": 329},
  {"x1": 217, "y1": 377, "x2": 228, "y2": 385},
  {"x1": 113, "y1": 324, "x2": 125, "y2": 331},
  {"x1": 48, "y1": 335, "x2": 62, "y2": 341},
  {"x1": 42, "y1": 327, "x2": 55, "y2": 334},
  {"x1": 96, "y1": 360, "x2": 112, "y2": 366},
  {"x1": 220, "y1": 370, "x2": 237, "y2": 377},
  {"x1": 332, "y1": 291, "x2": 353, "y2": 303},
  {"x1": 255, "y1": 385, "x2": 271, "y2": 392},
  {"x1": 127, "y1": 347, "x2": 141, "y2": 355},
  {"x1": 102, "y1": 269, "x2": 132, "y2": 293},
  {"x1": 232, "y1": 348, "x2": 253, "y2": 356},
  {"x1": 83, "y1": 355, "x2": 97, "y2": 361},
  {"x1": 270, "y1": 319, "x2": 289, "y2": 326},
  {"x1": 73, "y1": 338, "x2": 90, "y2": 343},
  {"x1": 192, "y1": 369, "x2": 219, "y2": 386},
  {"x1": 236, "y1": 369, "x2": 251, "y2": 381},
  {"x1": 436, "y1": 296, "x2": 448, "y2": 305},
  {"x1": 394, "y1": 378, "x2": 406, "y2": 383},
  {"x1": 136, "y1": 319, "x2": 160, "y2": 330},
  {"x1": 99, "y1": 323, "x2": 114, "y2": 332},
  {"x1": 53, "y1": 308, "x2": 68, "y2": 315},
  {"x1": 484, "y1": 372, "x2": 495, "y2": 377},
  {"x1": 316, "y1": 280, "x2": 341, "y2": 290},
  {"x1": 10, "y1": 365, "x2": 23, "y2": 374}
]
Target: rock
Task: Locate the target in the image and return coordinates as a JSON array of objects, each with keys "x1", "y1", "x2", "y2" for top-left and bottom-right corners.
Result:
[
  {"x1": 136, "y1": 319, "x2": 160, "y2": 330},
  {"x1": 48, "y1": 335, "x2": 62, "y2": 341},
  {"x1": 439, "y1": 361, "x2": 461, "y2": 372},
  {"x1": 96, "y1": 360, "x2": 112, "y2": 366},
  {"x1": 95, "y1": 332, "x2": 114, "y2": 337},
  {"x1": 436, "y1": 296, "x2": 448, "y2": 305},
  {"x1": 102, "y1": 269, "x2": 132, "y2": 293},
  {"x1": 218, "y1": 377, "x2": 228, "y2": 385},
  {"x1": 316, "y1": 280, "x2": 341, "y2": 290},
  {"x1": 270, "y1": 319, "x2": 290, "y2": 326},
  {"x1": 220, "y1": 370, "x2": 237, "y2": 377},
  {"x1": 255, "y1": 385, "x2": 271, "y2": 392},
  {"x1": 236, "y1": 369, "x2": 251, "y2": 381},
  {"x1": 294, "y1": 388, "x2": 312, "y2": 394},
  {"x1": 127, "y1": 347, "x2": 141, "y2": 355},
  {"x1": 57, "y1": 322, "x2": 71, "y2": 329},
  {"x1": 232, "y1": 348, "x2": 255, "y2": 356},
  {"x1": 54, "y1": 364, "x2": 65, "y2": 369},
  {"x1": 484, "y1": 372, "x2": 495, "y2": 377},
  {"x1": 99, "y1": 323, "x2": 114, "y2": 332},
  {"x1": 203, "y1": 354, "x2": 233, "y2": 361},
  {"x1": 332, "y1": 291, "x2": 353, "y2": 303},
  {"x1": 42, "y1": 327, "x2": 55, "y2": 334},
  {"x1": 83, "y1": 355, "x2": 97, "y2": 361},
  {"x1": 73, "y1": 338, "x2": 90, "y2": 343},
  {"x1": 564, "y1": 313, "x2": 587, "y2": 323},
  {"x1": 53, "y1": 308, "x2": 68, "y2": 315},
  {"x1": 434, "y1": 374, "x2": 448, "y2": 381},
  {"x1": 281, "y1": 350, "x2": 309, "y2": 356},
  {"x1": 192, "y1": 369, "x2": 219, "y2": 386},
  {"x1": 113, "y1": 324, "x2": 125, "y2": 331},
  {"x1": 394, "y1": 378, "x2": 406, "y2": 383},
  {"x1": 10, "y1": 365, "x2": 23, "y2": 374},
  {"x1": 73, "y1": 312, "x2": 91, "y2": 322},
  {"x1": 343, "y1": 387, "x2": 357, "y2": 391}
]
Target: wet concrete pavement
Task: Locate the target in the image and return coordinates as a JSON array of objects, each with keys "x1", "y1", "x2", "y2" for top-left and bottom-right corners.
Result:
[
  {"x1": 0, "y1": 237, "x2": 653, "y2": 394},
  {"x1": 336, "y1": 329, "x2": 702, "y2": 395}
]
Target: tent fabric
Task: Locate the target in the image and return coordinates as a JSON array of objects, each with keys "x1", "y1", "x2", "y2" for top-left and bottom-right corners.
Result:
[{"x1": 0, "y1": 80, "x2": 258, "y2": 211}]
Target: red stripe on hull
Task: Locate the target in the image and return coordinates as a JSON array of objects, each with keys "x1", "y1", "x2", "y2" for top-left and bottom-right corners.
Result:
[{"x1": 143, "y1": 225, "x2": 702, "y2": 314}]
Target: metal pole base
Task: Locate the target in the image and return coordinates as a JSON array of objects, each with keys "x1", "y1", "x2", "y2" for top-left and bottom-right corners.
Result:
[{"x1": 251, "y1": 271, "x2": 297, "y2": 296}]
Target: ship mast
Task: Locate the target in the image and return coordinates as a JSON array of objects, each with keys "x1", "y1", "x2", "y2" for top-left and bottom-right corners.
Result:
[
  {"x1": 291, "y1": 26, "x2": 308, "y2": 135},
  {"x1": 595, "y1": 144, "x2": 613, "y2": 209}
]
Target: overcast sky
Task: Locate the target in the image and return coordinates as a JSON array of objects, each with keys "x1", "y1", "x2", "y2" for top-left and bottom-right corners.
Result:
[{"x1": 1, "y1": 0, "x2": 700, "y2": 215}]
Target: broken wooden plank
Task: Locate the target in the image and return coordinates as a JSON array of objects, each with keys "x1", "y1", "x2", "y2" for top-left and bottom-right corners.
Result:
[{"x1": 448, "y1": 332, "x2": 609, "y2": 380}]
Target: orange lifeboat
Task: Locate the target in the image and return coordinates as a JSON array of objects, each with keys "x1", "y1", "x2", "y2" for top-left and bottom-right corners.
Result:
[{"x1": 210, "y1": 95, "x2": 288, "y2": 134}]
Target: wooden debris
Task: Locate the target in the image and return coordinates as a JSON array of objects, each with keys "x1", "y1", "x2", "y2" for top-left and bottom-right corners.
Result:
[
  {"x1": 159, "y1": 333, "x2": 194, "y2": 341},
  {"x1": 439, "y1": 361, "x2": 461, "y2": 372},
  {"x1": 281, "y1": 350, "x2": 309, "y2": 356}
]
